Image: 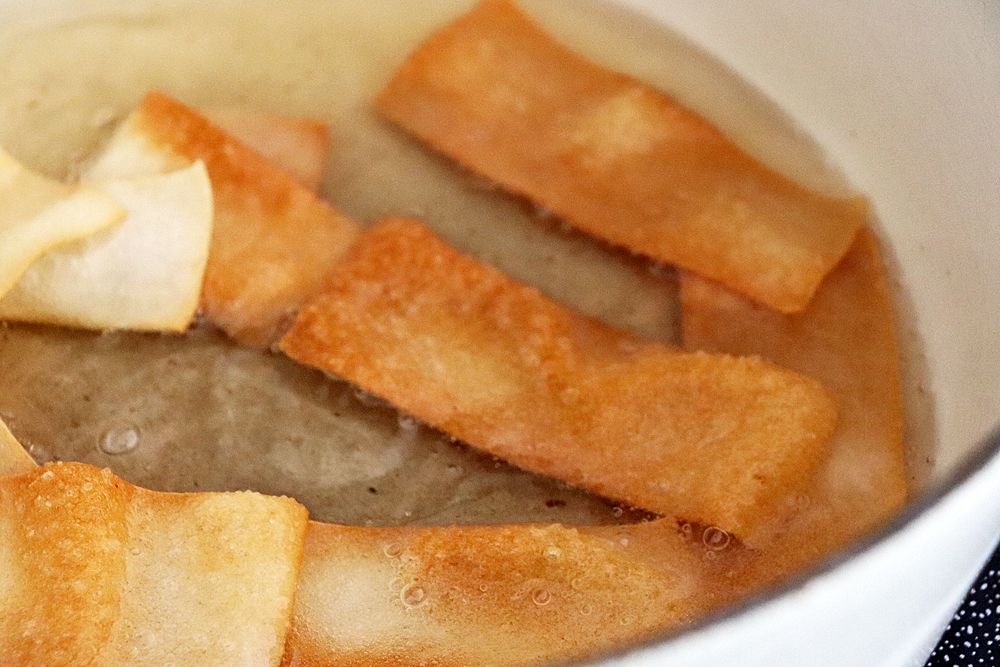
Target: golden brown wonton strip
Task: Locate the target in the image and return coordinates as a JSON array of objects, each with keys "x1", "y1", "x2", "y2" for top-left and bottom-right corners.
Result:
[
  {"x1": 681, "y1": 227, "x2": 906, "y2": 578},
  {"x1": 88, "y1": 91, "x2": 361, "y2": 348},
  {"x1": 282, "y1": 519, "x2": 745, "y2": 667},
  {"x1": 280, "y1": 217, "x2": 838, "y2": 541},
  {"x1": 0, "y1": 462, "x2": 308, "y2": 667},
  {"x1": 375, "y1": 0, "x2": 867, "y2": 313}
]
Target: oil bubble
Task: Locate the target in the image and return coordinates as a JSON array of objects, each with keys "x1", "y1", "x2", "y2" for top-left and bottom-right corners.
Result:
[
  {"x1": 531, "y1": 588, "x2": 552, "y2": 606},
  {"x1": 353, "y1": 387, "x2": 388, "y2": 408},
  {"x1": 702, "y1": 527, "x2": 731, "y2": 551},
  {"x1": 400, "y1": 582, "x2": 427, "y2": 608},
  {"x1": 580, "y1": 604, "x2": 593, "y2": 616},
  {"x1": 99, "y1": 423, "x2": 140, "y2": 455},
  {"x1": 383, "y1": 542, "x2": 403, "y2": 558},
  {"x1": 27, "y1": 443, "x2": 55, "y2": 464},
  {"x1": 396, "y1": 413, "x2": 420, "y2": 434}
]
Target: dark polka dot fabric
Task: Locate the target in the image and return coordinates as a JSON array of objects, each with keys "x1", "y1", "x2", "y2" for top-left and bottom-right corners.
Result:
[{"x1": 925, "y1": 542, "x2": 1000, "y2": 666}]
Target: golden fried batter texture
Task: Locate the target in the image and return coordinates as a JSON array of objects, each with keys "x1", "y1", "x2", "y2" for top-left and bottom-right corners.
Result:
[
  {"x1": 282, "y1": 519, "x2": 745, "y2": 667},
  {"x1": 376, "y1": 0, "x2": 867, "y2": 313},
  {"x1": 0, "y1": 462, "x2": 308, "y2": 667},
  {"x1": 280, "y1": 217, "x2": 838, "y2": 542}
]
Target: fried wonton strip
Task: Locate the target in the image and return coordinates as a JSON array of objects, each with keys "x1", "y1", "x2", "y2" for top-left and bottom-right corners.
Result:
[
  {"x1": 376, "y1": 0, "x2": 867, "y2": 313},
  {"x1": 87, "y1": 91, "x2": 361, "y2": 348},
  {"x1": 681, "y1": 227, "x2": 906, "y2": 576},
  {"x1": 282, "y1": 518, "x2": 736, "y2": 667},
  {"x1": 0, "y1": 464, "x2": 131, "y2": 666},
  {"x1": 0, "y1": 162, "x2": 214, "y2": 332},
  {"x1": 0, "y1": 147, "x2": 126, "y2": 299},
  {"x1": 280, "y1": 217, "x2": 837, "y2": 540},
  {"x1": 0, "y1": 462, "x2": 309, "y2": 667},
  {"x1": 99, "y1": 486, "x2": 309, "y2": 667},
  {"x1": 201, "y1": 107, "x2": 329, "y2": 192},
  {"x1": 0, "y1": 419, "x2": 35, "y2": 477}
]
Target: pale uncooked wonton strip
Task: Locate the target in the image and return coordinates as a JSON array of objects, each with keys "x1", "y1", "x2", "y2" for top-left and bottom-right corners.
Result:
[
  {"x1": 0, "y1": 147, "x2": 126, "y2": 299},
  {"x1": 376, "y1": 0, "x2": 867, "y2": 313},
  {"x1": 0, "y1": 419, "x2": 34, "y2": 477},
  {"x1": 0, "y1": 162, "x2": 214, "y2": 332},
  {"x1": 87, "y1": 91, "x2": 361, "y2": 348},
  {"x1": 280, "y1": 217, "x2": 838, "y2": 542},
  {"x1": 681, "y1": 227, "x2": 906, "y2": 578},
  {"x1": 0, "y1": 462, "x2": 308, "y2": 667}
]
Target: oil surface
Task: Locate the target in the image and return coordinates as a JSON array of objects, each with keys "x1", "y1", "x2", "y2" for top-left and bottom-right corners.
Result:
[{"x1": 0, "y1": 0, "x2": 931, "y2": 523}]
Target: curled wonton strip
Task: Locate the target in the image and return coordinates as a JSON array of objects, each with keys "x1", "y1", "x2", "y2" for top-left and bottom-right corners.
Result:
[
  {"x1": 0, "y1": 162, "x2": 213, "y2": 332},
  {"x1": 0, "y1": 462, "x2": 308, "y2": 667},
  {"x1": 0, "y1": 147, "x2": 125, "y2": 300},
  {"x1": 88, "y1": 91, "x2": 360, "y2": 348},
  {"x1": 282, "y1": 518, "x2": 746, "y2": 667}
]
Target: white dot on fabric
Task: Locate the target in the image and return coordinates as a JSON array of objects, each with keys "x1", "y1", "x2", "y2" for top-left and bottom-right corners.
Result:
[{"x1": 925, "y1": 543, "x2": 1000, "y2": 667}]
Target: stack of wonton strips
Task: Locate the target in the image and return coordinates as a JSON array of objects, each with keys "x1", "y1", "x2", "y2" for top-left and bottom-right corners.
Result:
[
  {"x1": 0, "y1": 428, "x2": 748, "y2": 667},
  {"x1": 0, "y1": 0, "x2": 909, "y2": 662}
]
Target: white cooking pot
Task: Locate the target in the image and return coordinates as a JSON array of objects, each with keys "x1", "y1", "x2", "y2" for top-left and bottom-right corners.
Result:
[
  {"x1": 1, "y1": 1, "x2": 997, "y2": 666},
  {"x1": 604, "y1": 1, "x2": 1000, "y2": 666}
]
